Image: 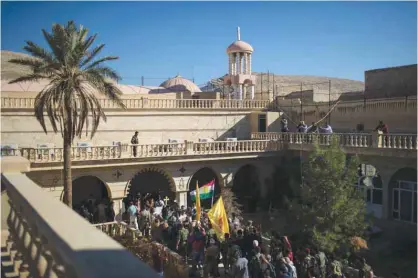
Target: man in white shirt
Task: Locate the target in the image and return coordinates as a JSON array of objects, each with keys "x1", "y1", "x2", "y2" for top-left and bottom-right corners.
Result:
[{"x1": 127, "y1": 201, "x2": 138, "y2": 230}]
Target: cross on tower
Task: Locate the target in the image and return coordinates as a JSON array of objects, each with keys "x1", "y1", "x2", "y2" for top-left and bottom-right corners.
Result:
[{"x1": 163, "y1": 196, "x2": 170, "y2": 206}]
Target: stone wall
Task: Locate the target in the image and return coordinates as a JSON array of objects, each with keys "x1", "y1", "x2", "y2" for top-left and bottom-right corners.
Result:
[
  {"x1": 1, "y1": 110, "x2": 255, "y2": 147},
  {"x1": 365, "y1": 64, "x2": 417, "y2": 99}
]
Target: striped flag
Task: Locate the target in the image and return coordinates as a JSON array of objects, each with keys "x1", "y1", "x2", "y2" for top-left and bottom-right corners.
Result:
[{"x1": 190, "y1": 179, "x2": 215, "y2": 201}]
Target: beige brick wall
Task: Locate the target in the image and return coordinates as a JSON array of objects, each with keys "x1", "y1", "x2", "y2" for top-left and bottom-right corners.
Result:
[{"x1": 1, "y1": 110, "x2": 253, "y2": 147}]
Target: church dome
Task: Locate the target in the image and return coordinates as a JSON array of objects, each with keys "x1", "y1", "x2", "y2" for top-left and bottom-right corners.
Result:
[
  {"x1": 226, "y1": 40, "x2": 254, "y2": 54},
  {"x1": 160, "y1": 75, "x2": 202, "y2": 93}
]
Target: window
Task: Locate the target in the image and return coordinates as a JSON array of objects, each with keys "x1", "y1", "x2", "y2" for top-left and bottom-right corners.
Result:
[
  {"x1": 392, "y1": 180, "x2": 417, "y2": 224},
  {"x1": 354, "y1": 175, "x2": 383, "y2": 205},
  {"x1": 258, "y1": 114, "x2": 266, "y2": 133}
]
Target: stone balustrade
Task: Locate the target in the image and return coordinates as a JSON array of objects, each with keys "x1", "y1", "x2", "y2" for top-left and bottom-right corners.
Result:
[
  {"x1": 3, "y1": 140, "x2": 277, "y2": 163},
  {"x1": 2, "y1": 96, "x2": 416, "y2": 112},
  {"x1": 1, "y1": 171, "x2": 160, "y2": 278},
  {"x1": 251, "y1": 132, "x2": 417, "y2": 150},
  {"x1": 93, "y1": 221, "x2": 188, "y2": 278},
  {"x1": 1, "y1": 97, "x2": 274, "y2": 110},
  {"x1": 1, "y1": 133, "x2": 417, "y2": 163}
]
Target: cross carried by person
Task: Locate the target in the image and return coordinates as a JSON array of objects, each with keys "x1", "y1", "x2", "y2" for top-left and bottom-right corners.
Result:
[{"x1": 163, "y1": 196, "x2": 170, "y2": 206}]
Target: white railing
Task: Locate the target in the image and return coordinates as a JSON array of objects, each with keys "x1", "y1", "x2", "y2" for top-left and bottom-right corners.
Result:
[
  {"x1": 251, "y1": 132, "x2": 417, "y2": 149},
  {"x1": 1, "y1": 171, "x2": 159, "y2": 278},
  {"x1": 3, "y1": 140, "x2": 279, "y2": 163},
  {"x1": 2, "y1": 133, "x2": 416, "y2": 163},
  {"x1": 1, "y1": 97, "x2": 274, "y2": 110}
]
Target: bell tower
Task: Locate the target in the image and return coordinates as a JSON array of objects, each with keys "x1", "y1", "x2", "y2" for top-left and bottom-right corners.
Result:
[{"x1": 224, "y1": 27, "x2": 257, "y2": 100}]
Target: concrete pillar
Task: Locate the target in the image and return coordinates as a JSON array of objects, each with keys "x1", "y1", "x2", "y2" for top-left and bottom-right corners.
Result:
[
  {"x1": 176, "y1": 191, "x2": 188, "y2": 207},
  {"x1": 238, "y1": 84, "x2": 243, "y2": 100},
  {"x1": 229, "y1": 54, "x2": 233, "y2": 75},
  {"x1": 243, "y1": 53, "x2": 248, "y2": 74},
  {"x1": 251, "y1": 85, "x2": 255, "y2": 100},
  {"x1": 237, "y1": 53, "x2": 241, "y2": 74},
  {"x1": 231, "y1": 54, "x2": 236, "y2": 75},
  {"x1": 248, "y1": 54, "x2": 252, "y2": 74}
]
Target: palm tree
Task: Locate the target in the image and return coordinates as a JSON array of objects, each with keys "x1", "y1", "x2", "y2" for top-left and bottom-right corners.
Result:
[{"x1": 8, "y1": 21, "x2": 125, "y2": 207}]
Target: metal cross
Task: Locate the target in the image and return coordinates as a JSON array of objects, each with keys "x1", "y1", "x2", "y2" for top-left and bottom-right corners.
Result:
[
  {"x1": 163, "y1": 196, "x2": 170, "y2": 206},
  {"x1": 179, "y1": 166, "x2": 186, "y2": 174},
  {"x1": 114, "y1": 170, "x2": 122, "y2": 179}
]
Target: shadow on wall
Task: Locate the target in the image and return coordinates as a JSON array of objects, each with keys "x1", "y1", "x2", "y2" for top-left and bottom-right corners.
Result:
[{"x1": 214, "y1": 114, "x2": 252, "y2": 141}]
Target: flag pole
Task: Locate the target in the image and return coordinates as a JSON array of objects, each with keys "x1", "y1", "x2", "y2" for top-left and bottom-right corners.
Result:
[{"x1": 211, "y1": 179, "x2": 215, "y2": 207}]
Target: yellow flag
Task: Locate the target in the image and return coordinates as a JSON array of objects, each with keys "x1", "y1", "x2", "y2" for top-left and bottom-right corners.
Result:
[
  {"x1": 207, "y1": 196, "x2": 229, "y2": 241},
  {"x1": 196, "y1": 181, "x2": 201, "y2": 221}
]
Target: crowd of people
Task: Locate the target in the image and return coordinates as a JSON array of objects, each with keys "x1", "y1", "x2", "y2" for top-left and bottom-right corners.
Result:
[
  {"x1": 280, "y1": 118, "x2": 390, "y2": 136},
  {"x1": 120, "y1": 192, "x2": 375, "y2": 278},
  {"x1": 74, "y1": 196, "x2": 116, "y2": 224},
  {"x1": 280, "y1": 119, "x2": 333, "y2": 134}
]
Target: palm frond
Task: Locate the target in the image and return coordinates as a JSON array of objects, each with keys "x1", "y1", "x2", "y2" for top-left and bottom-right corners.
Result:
[
  {"x1": 8, "y1": 58, "x2": 44, "y2": 68},
  {"x1": 85, "y1": 56, "x2": 119, "y2": 70},
  {"x1": 8, "y1": 74, "x2": 47, "y2": 84},
  {"x1": 23, "y1": 41, "x2": 55, "y2": 64}
]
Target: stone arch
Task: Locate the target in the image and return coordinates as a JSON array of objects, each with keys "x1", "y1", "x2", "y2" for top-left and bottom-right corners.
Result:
[
  {"x1": 187, "y1": 167, "x2": 223, "y2": 209},
  {"x1": 71, "y1": 175, "x2": 111, "y2": 208},
  {"x1": 232, "y1": 164, "x2": 261, "y2": 213},
  {"x1": 243, "y1": 79, "x2": 253, "y2": 85},
  {"x1": 125, "y1": 166, "x2": 176, "y2": 201},
  {"x1": 388, "y1": 167, "x2": 417, "y2": 223}
]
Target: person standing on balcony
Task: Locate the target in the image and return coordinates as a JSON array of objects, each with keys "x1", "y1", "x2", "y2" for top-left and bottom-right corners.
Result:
[
  {"x1": 307, "y1": 122, "x2": 318, "y2": 133},
  {"x1": 131, "y1": 131, "x2": 139, "y2": 157},
  {"x1": 374, "y1": 121, "x2": 389, "y2": 134},
  {"x1": 319, "y1": 123, "x2": 333, "y2": 134},
  {"x1": 297, "y1": 121, "x2": 308, "y2": 133},
  {"x1": 281, "y1": 119, "x2": 289, "y2": 132}
]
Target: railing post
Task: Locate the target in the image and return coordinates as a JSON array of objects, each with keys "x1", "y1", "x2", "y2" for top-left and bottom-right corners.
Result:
[
  {"x1": 372, "y1": 131, "x2": 382, "y2": 148},
  {"x1": 185, "y1": 141, "x2": 194, "y2": 154}
]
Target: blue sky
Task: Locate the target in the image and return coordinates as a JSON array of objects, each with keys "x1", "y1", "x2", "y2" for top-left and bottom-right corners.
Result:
[{"x1": 1, "y1": 1, "x2": 417, "y2": 86}]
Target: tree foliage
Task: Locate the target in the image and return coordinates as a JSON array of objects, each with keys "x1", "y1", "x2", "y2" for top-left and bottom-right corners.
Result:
[
  {"x1": 221, "y1": 188, "x2": 243, "y2": 219},
  {"x1": 9, "y1": 21, "x2": 125, "y2": 207},
  {"x1": 288, "y1": 136, "x2": 368, "y2": 253}
]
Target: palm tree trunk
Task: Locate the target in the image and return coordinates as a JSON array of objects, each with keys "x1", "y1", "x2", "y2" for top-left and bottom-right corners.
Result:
[{"x1": 62, "y1": 127, "x2": 72, "y2": 207}]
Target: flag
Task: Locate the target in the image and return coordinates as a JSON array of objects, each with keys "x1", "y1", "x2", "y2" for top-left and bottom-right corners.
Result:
[
  {"x1": 195, "y1": 181, "x2": 201, "y2": 221},
  {"x1": 207, "y1": 196, "x2": 229, "y2": 241},
  {"x1": 190, "y1": 179, "x2": 215, "y2": 201}
]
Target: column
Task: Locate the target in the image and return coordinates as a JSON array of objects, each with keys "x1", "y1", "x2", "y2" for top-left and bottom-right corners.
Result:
[
  {"x1": 229, "y1": 54, "x2": 233, "y2": 75},
  {"x1": 176, "y1": 191, "x2": 188, "y2": 207},
  {"x1": 232, "y1": 54, "x2": 236, "y2": 75},
  {"x1": 238, "y1": 84, "x2": 243, "y2": 100},
  {"x1": 237, "y1": 53, "x2": 242, "y2": 74},
  {"x1": 248, "y1": 54, "x2": 252, "y2": 74},
  {"x1": 251, "y1": 85, "x2": 255, "y2": 99},
  {"x1": 243, "y1": 53, "x2": 248, "y2": 74}
]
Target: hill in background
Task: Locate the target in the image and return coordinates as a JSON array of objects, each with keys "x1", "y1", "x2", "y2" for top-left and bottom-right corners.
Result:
[
  {"x1": 202, "y1": 73, "x2": 365, "y2": 101},
  {"x1": 2, "y1": 50, "x2": 365, "y2": 101}
]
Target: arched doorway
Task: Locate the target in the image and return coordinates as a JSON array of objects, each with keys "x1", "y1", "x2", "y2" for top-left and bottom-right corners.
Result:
[
  {"x1": 72, "y1": 176, "x2": 110, "y2": 208},
  {"x1": 127, "y1": 167, "x2": 176, "y2": 203},
  {"x1": 187, "y1": 167, "x2": 221, "y2": 209},
  {"x1": 233, "y1": 164, "x2": 260, "y2": 213},
  {"x1": 389, "y1": 167, "x2": 417, "y2": 223}
]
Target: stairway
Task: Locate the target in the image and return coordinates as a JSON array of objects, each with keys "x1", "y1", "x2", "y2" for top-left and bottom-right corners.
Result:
[{"x1": 1, "y1": 230, "x2": 19, "y2": 278}]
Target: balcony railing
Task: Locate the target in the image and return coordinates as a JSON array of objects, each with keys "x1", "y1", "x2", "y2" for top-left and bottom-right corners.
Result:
[
  {"x1": 4, "y1": 140, "x2": 278, "y2": 163},
  {"x1": 1, "y1": 171, "x2": 160, "y2": 278},
  {"x1": 1, "y1": 97, "x2": 274, "y2": 110},
  {"x1": 251, "y1": 132, "x2": 418, "y2": 150},
  {"x1": 3, "y1": 96, "x2": 417, "y2": 113},
  {"x1": 1, "y1": 133, "x2": 417, "y2": 163}
]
